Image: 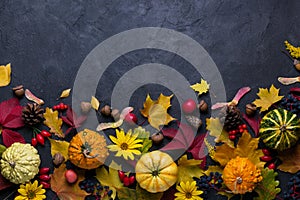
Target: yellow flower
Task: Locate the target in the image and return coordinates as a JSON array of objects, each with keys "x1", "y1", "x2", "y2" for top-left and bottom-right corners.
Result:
[
  {"x1": 107, "y1": 129, "x2": 143, "y2": 160},
  {"x1": 0, "y1": 63, "x2": 11, "y2": 87},
  {"x1": 14, "y1": 180, "x2": 46, "y2": 200},
  {"x1": 175, "y1": 181, "x2": 203, "y2": 200}
]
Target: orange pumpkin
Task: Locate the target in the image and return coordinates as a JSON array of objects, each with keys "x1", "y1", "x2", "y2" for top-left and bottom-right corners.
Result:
[
  {"x1": 223, "y1": 156, "x2": 263, "y2": 194},
  {"x1": 135, "y1": 151, "x2": 178, "y2": 193},
  {"x1": 68, "y1": 129, "x2": 109, "y2": 169}
]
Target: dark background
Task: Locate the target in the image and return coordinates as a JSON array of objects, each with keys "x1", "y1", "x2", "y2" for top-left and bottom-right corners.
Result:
[{"x1": 1, "y1": 0, "x2": 300, "y2": 199}]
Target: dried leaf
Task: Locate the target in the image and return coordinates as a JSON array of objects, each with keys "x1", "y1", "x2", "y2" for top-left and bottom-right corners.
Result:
[
  {"x1": 0, "y1": 98, "x2": 24, "y2": 129},
  {"x1": 190, "y1": 79, "x2": 209, "y2": 95},
  {"x1": 59, "y1": 88, "x2": 71, "y2": 99},
  {"x1": 133, "y1": 127, "x2": 152, "y2": 154},
  {"x1": 254, "y1": 169, "x2": 281, "y2": 200},
  {"x1": 253, "y1": 85, "x2": 283, "y2": 112},
  {"x1": 50, "y1": 164, "x2": 88, "y2": 200},
  {"x1": 0, "y1": 63, "x2": 11, "y2": 87},
  {"x1": 187, "y1": 133, "x2": 207, "y2": 160},
  {"x1": 49, "y1": 138, "x2": 69, "y2": 161},
  {"x1": 204, "y1": 165, "x2": 223, "y2": 176},
  {"x1": 61, "y1": 107, "x2": 87, "y2": 134},
  {"x1": 206, "y1": 117, "x2": 234, "y2": 148},
  {"x1": 140, "y1": 94, "x2": 175, "y2": 130},
  {"x1": 2, "y1": 129, "x2": 25, "y2": 147},
  {"x1": 177, "y1": 155, "x2": 204, "y2": 183},
  {"x1": 25, "y1": 89, "x2": 44, "y2": 105},
  {"x1": 0, "y1": 173, "x2": 13, "y2": 191},
  {"x1": 278, "y1": 144, "x2": 300, "y2": 173},
  {"x1": 118, "y1": 185, "x2": 163, "y2": 200},
  {"x1": 217, "y1": 191, "x2": 234, "y2": 199},
  {"x1": 214, "y1": 143, "x2": 235, "y2": 167},
  {"x1": 242, "y1": 113, "x2": 261, "y2": 137},
  {"x1": 44, "y1": 107, "x2": 64, "y2": 138},
  {"x1": 91, "y1": 96, "x2": 100, "y2": 111}
]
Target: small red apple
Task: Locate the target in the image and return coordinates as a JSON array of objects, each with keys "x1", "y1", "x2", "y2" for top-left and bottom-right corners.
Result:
[
  {"x1": 182, "y1": 99, "x2": 197, "y2": 113},
  {"x1": 65, "y1": 169, "x2": 78, "y2": 184},
  {"x1": 124, "y1": 113, "x2": 138, "y2": 125}
]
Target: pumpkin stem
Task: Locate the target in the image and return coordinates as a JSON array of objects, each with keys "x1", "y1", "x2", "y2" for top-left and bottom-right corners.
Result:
[
  {"x1": 8, "y1": 161, "x2": 15, "y2": 168},
  {"x1": 82, "y1": 149, "x2": 98, "y2": 159}
]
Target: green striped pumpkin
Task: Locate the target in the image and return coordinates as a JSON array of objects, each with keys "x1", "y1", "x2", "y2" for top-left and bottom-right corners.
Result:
[{"x1": 259, "y1": 108, "x2": 300, "y2": 151}]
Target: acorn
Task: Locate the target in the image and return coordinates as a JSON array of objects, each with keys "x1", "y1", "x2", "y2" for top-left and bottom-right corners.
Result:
[
  {"x1": 12, "y1": 85, "x2": 25, "y2": 97},
  {"x1": 111, "y1": 109, "x2": 120, "y2": 121},
  {"x1": 101, "y1": 105, "x2": 111, "y2": 116},
  {"x1": 198, "y1": 100, "x2": 208, "y2": 113},
  {"x1": 245, "y1": 103, "x2": 257, "y2": 116},
  {"x1": 151, "y1": 132, "x2": 164, "y2": 145},
  {"x1": 80, "y1": 102, "x2": 92, "y2": 114},
  {"x1": 294, "y1": 59, "x2": 300, "y2": 71},
  {"x1": 52, "y1": 152, "x2": 65, "y2": 167}
]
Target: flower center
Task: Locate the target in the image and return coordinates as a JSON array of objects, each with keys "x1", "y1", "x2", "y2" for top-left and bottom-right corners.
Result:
[
  {"x1": 120, "y1": 143, "x2": 128, "y2": 150},
  {"x1": 185, "y1": 192, "x2": 192, "y2": 198},
  {"x1": 28, "y1": 190, "x2": 36, "y2": 199},
  {"x1": 280, "y1": 124, "x2": 287, "y2": 132},
  {"x1": 236, "y1": 177, "x2": 243, "y2": 184}
]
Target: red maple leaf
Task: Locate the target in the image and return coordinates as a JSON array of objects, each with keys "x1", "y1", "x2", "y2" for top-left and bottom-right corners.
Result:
[
  {"x1": 61, "y1": 107, "x2": 87, "y2": 134},
  {"x1": 0, "y1": 98, "x2": 25, "y2": 147}
]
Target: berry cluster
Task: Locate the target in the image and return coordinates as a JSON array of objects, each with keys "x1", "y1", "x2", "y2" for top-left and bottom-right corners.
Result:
[
  {"x1": 260, "y1": 148, "x2": 276, "y2": 169},
  {"x1": 281, "y1": 94, "x2": 300, "y2": 114},
  {"x1": 228, "y1": 124, "x2": 247, "y2": 140},
  {"x1": 194, "y1": 172, "x2": 223, "y2": 196},
  {"x1": 118, "y1": 171, "x2": 135, "y2": 186},
  {"x1": 53, "y1": 102, "x2": 68, "y2": 111},
  {"x1": 79, "y1": 177, "x2": 113, "y2": 200},
  {"x1": 38, "y1": 167, "x2": 51, "y2": 189},
  {"x1": 283, "y1": 172, "x2": 300, "y2": 199},
  {"x1": 31, "y1": 130, "x2": 51, "y2": 146}
]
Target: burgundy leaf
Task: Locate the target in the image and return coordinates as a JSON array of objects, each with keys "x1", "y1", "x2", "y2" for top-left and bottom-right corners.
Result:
[
  {"x1": 242, "y1": 113, "x2": 261, "y2": 137},
  {"x1": 187, "y1": 134, "x2": 207, "y2": 160},
  {"x1": 62, "y1": 107, "x2": 87, "y2": 129},
  {"x1": 0, "y1": 173, "x2": 13, "y2": 191},
  {"x1": 61, "y1": 116, "x2": 74, "y2": 127},
  {"x1": 161, "y1": 186, "x2": 176, "y2": 200},
  {"x1": 0, "y1": 98, "x2": 24, "y2": 128},
  {"x1": 0, "y1": 98, "x2": 20, "y2": 122},
  {"x1": 74, "y1": 115, "x2": 88, "y2": 128},
  {"x1": 2, "y1": 129, "x2": 25, "y2": 147}
]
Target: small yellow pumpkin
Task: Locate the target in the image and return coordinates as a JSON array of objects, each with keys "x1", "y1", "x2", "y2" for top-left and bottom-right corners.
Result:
[
  {"x1": 223, "y1": 156, "x2": 263, "y2": 194},
  {"x1": 135, "y1": 150, "x2": 178, "y2": 193},
  {"x1": 68, "y1": 129, "x2": 109, "y2": 169},
  {"x1": 0, "y1": 143, "x2": 40, "y2": 184}
]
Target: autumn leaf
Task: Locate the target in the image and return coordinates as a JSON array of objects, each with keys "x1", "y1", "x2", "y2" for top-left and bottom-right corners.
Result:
[
  {"x1": 2, "y1": 129, "x2": 25, "y2": 147},
  {"x1": 278, "y1": 144, "x2": 300, "y2": 173},
  {"x1": 242, "y1": 113, "x2": 261, "y2": 137},
  {"x1": 206, "y1": 117, "x2": 234, "y2": 148},
  {"x1": 49, "y1": 138, "x2": 69, "y2": 161},
  {"x1": 177, "y1": 155, "x2": 204, "y2": 183},
  {"x1": 214, "y1": 144, "x2": 235, "y2": 167},
  {"x1": 50, "y1": 164, "x2": 88, "y2": 200},
  {"x1": 253, "y1": 85, "x2": 283, "y2": 112},
  {"x1": 44, "y1": 107, "x2": 64, "y2": 138},
  {"x1": 59, "y1": 88, "x2": 71, "y2": 99},
  {"x1": 118, "y1": 185, "x2": 163, "y2": 200},
  {"x1": 254, "y1": 168, "x2": 281, "y2": 200},
  {"x1": 91, "y1": 96, "x2": 100, "y2": 110},
  {"x1": 190, "y1": 79, "x2": 209, "y2": 95},
  {"x1": 140, "y1": 94, "x2": 175, "y2": 130},
  {"x1": 0, "y1": 63, "x2": 11, "y2": 87},
  {"x1": 204, "y1": 165, "x2": 223, "y2": 176},
  {"x1": 133, "y1": 127, "x2": 152, "y2": 154},
  {"x1": 61, "y1": 107, "x2": 87, "y2": 134},
  {"x1": 0, "y1": 173, "x2": 13, "y2": 191}
]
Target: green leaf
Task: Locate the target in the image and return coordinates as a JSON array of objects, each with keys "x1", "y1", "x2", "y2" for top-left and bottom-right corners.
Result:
[
  {"x1": 254, "y1": 168, "x2": 281, "y2": 200},
  {"x1": 134, "y1": 127, "x2": 152, "y2": 153},
  {"x1": 118, "y1": 185, "x2": 163, "y2": 200},
  {"x1": 177, "y1": 155, "x2": 204, "y2": 183},
  {"x1": 0, "y1": 144, "x2": 6, "y2": 158}
]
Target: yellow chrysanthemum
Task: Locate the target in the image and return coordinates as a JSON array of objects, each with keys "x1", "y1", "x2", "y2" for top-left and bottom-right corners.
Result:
[
  {"x1": 14, "y1": 180, "x2": 46, "y2": 200},
  {"x1": 175, "y1": 181, "x2": 203, "y2": 200},
  {"x1": 0, "y1": 63, "x2": 11, "y2": 87},
  {"x1": 107, "y1": 129, "x2": 143, "y2": 160}
]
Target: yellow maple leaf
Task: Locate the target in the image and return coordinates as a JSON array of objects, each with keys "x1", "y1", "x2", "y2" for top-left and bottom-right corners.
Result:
[
  {"x1": 278, "y1": 144, "x2": 300, "y2": 173},
  {"x1": 140, "y1": 94, "x2": 175, "y2": 130},
  {"x1": 44, "y1": 107, "x2": 64, "y2": 138},
  {"x1": 253, "y1": 85, "x2": 283, "y2": 112},
  {"x1": 206, "y1": 117, "x2": 234, "y2": 148},
  {"x1": 0, "y1": 63, "x2": 11, "y2": 87},
  {"x1": 190, "y1": 79, "x2": 209, "y2": 95},
  {"x1": 49, "y1": 138, "x2": 69, "y2": 161},
  {"x1": 177, "y1": 155, "x2": 204, "y2": 183}
]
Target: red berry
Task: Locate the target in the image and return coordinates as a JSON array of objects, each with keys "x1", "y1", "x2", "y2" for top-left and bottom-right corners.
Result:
[
  {"x1": 262, "y1": 148, "x2": 271, "y2": 156},
  {"x1": 57, "y1": 104, "x2": 63, "y2": 110},
  {"x1": 267, "y1": 163, "x2": 276, "y2": 170},
  {"x1": 242, "y1": 124, "x2": 247, "y2": 129},
  {"x1": 40, "y1": 181, "x2": 51, "y2": 189},
  {"x1": 239, "y1": 128, "x2": 244, "y2": 133},
  {"x1": 64, "y1": 105, "x2": 68, "y2": 110},
  {"x1": 123, "y1": 176, "x2": 130, "y2": 186},
  {"x1": 124, "y1": 113, "x2": 138, "y2": 125},
  {"x1": 53, "y1": 105, "x2": 58, "y2": 110},
  {"x1": 129, "y1": 176, "x2": 135, "y2": 185},
  {"x1": 39, "y1": 167, "x2": 50, "y2": 175},
  {"x1": 31, "y1": 138, "x2": 38, "y2": 146},
  {"x1": 39, "y1": 174, "x2": 51, "y2": 181},
  {"x1": 182, "y1": 99, "x2": 197, "y2": 113},
  {"x1": 59, "y1": 102, "x2": 64, "y2": 107},
  {"x1": 36, "y1": 134, "x2": 45, "y2": 145},
  {"x1": 118, "y1": 171, "x2": 125, "y2": 181},
  {"x1": 260, "y1": 155, "x2": 273, "y2": 162},
  {"x1": 65, "y1": 169, "x2": 78, "y2": 184},
  {"x1": 229, "y1": 135, "x2": 236, "y2": 140},
  {"x1": 40, "y1": 130, "x2": 51, "y2": 138}
]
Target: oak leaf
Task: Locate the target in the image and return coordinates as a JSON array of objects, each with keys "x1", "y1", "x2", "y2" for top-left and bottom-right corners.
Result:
[
  {"x1": 50, "y1": 164, "x2": 88, "y2": 200},
  {"x1": 91, "y1": 96, "x2": 100, "y2": 110},
  {"x1": 140, "y1": 94, "x2": 175, "y2": 130},
  {"x1": 49, "y1": 138, "x2": 69, "y2": 161},
  {"x1": 43, "y1": 108, "x2": 64, "y2": 138},
  {"x1": 59, "y1": 88, "x2": 71, "y2": 99},
  {"x1": 177, "y1": 155, "x2": 204, "y2": 183},
  {"x1": 278, "y1": 144, "x2": 300, "y2": 173},
  {"x1": 190, "y1": 79, "x2": 209, "y2": 95},
  {"x1": 253, "y1": 85, "x2": 283, "y2": 112}
]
